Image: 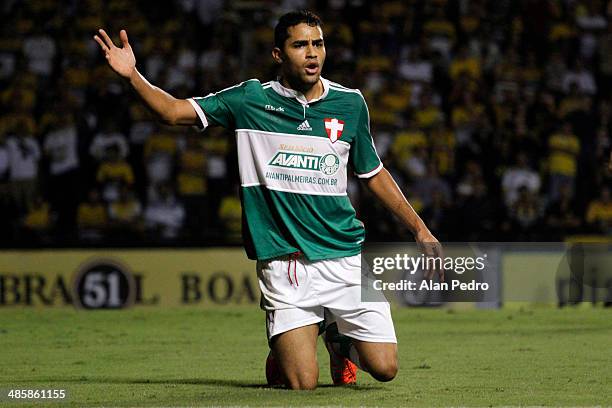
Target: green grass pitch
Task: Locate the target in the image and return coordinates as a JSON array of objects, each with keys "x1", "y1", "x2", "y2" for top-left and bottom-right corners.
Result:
[{"x1": 0, "y1": 306, "x2": 610, "y2": 407}]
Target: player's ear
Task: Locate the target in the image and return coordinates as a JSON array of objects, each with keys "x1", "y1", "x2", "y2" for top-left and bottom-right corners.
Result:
[{"x1": 272, "y1": 47, "x2": 283, "y2": 64}]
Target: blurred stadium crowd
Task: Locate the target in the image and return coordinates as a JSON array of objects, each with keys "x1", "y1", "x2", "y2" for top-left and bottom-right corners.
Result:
[{"x1": 0, "y1": 0, "x2": 611, "y2": 247}]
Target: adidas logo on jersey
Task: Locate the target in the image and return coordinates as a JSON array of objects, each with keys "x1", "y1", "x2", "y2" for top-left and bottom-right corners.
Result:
[{"x1": 297, "y1": 120, "x2": 312, "y2": 131}]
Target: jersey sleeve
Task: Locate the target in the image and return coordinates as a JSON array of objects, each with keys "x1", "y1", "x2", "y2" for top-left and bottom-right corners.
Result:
[
  {"x1": 188, "y1": 81, "x2": 249, "y2": 130},
  {"x1": 349, "y1": 94, "x2": 383, "y2": 178}
]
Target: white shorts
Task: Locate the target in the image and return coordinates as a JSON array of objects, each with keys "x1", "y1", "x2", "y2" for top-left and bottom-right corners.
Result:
[{"x1": 257, "y1": 253, "x2": 397, "y2": 343}]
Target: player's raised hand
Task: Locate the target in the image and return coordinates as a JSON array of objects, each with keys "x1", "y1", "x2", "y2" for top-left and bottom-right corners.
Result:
[
  {"x1": 416, "y1": 229, "x2": 445, "y2": 283},
  {"x1": 94, "y1": 29, "x2": 136, "y2": 79}
]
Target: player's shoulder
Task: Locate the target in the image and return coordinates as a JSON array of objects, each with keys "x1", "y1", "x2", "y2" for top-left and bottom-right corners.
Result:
[
  {"x1": 241, "y1": 79, "x2": 278, "y2": 99},
  {"x1": 242, "y1": 78, "x2": 265, "y2": 88},
  {"x1": 326, "y1": 79, "x2": 367, "y2": 104},
  {"x1": 214, "y1": 78, "x2": 263, "y2": 95}
]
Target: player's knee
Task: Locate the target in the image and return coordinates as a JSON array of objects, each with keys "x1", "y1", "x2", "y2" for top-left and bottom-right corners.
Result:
[
  {"x1": 283, "y1": 365, "x2": 319, "y2": 390},
  {"x1": 285, "y1": 375, "x2": 318, "y2": 390},
  {"x1": 370, "y1": 359, "x2": 398, "y2": 382}
]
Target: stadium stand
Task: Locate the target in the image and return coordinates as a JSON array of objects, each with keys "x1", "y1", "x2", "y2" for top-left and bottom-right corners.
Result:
[{"x1": 0, "y1": 0, "x2": 610, "y2": 246}]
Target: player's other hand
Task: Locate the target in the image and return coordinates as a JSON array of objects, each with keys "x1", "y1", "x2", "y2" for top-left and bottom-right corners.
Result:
[
  {"x1": 94, "y1": 29, "x2": 136, "y2": 79},
  {"x1": 415, "y1": 229, "x2": 445, "y2": 283}
]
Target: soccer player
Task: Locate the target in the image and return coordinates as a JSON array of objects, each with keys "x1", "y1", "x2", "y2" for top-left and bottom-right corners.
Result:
[{"x1": 94, "y1": 10, "x2": 443, "y2": 390}]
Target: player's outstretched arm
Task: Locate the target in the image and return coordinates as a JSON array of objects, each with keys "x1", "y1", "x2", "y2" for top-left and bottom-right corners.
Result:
[
  {"x1": 94, "y1": 29, "x2": 196, "y2": 126},
  {"x1": 365, "y1": 168, "x2": 444, "y2": 282}
]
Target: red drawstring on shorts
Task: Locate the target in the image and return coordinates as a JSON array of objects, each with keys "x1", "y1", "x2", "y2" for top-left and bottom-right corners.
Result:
[{"x1": 287, "y1": 251, "x2": 301, "y2": 286}]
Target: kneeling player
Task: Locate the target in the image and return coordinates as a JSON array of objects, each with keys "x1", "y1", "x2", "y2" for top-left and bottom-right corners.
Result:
[{"x1": 94, "y1": 10, "x2": 442, "y2": 390}]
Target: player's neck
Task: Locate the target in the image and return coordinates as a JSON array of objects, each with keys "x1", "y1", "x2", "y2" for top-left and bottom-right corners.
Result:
[{"x1": 280, "y1": 76, "x2": 323, "y2": 102}]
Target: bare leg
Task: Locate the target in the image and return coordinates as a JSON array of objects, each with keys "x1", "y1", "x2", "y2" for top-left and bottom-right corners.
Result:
[
  {"x1": 351, "y1": 340, "x2": 398, "y2": 382},
  {"x1": 271, "y1": 323, "x2": 320, "y2": 390}
]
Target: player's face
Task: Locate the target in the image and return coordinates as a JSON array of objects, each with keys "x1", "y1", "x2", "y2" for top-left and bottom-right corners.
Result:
[{"x1": 274, "y1": 23, "x2": 326, "y2": 89}]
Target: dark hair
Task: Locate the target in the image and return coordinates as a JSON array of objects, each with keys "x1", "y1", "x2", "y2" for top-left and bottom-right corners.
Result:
[{"x1": 274, "y1": 10, "x2": 323, "y2": 49}]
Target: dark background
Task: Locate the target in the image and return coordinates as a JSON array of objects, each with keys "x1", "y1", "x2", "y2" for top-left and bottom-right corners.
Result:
[{"x1": 0, "y1": 0, "x2": 611, "y2": 247}]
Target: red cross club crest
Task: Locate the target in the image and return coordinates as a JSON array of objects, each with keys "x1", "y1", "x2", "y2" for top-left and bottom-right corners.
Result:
[{"x1": 324, "y1": 118, "x2": 345, "y2": 143}]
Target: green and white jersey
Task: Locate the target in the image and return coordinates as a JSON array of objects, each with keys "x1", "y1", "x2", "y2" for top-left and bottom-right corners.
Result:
[{"x1": 188, "y1": 77, "x2": 382, "y2": 261}]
